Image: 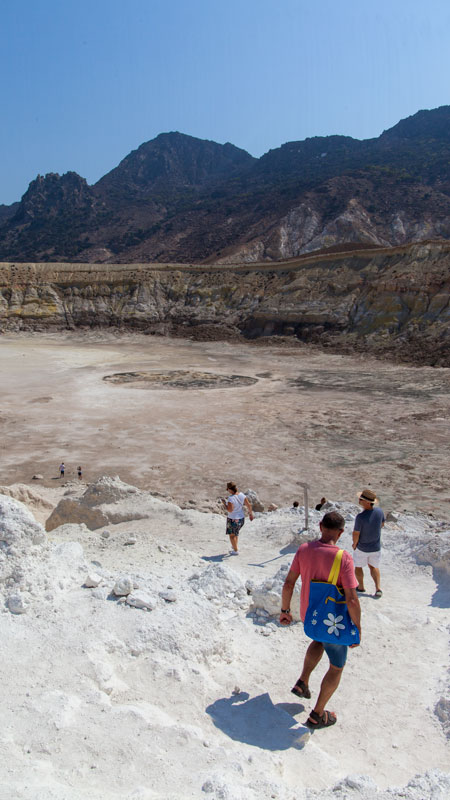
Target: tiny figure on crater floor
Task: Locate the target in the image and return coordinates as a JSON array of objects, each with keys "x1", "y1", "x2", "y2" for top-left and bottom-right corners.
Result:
[
  {"x1": 77, "y1": 466, "x2": 82, "y2": 479},
  {"x1": 59, "y1": 462, "x2": 65, "y2": 479}
]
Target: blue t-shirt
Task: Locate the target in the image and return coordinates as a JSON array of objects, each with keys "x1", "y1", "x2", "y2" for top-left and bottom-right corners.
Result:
[{"x1": 354, "y1": 506, "x2": 385, "y2": 552}]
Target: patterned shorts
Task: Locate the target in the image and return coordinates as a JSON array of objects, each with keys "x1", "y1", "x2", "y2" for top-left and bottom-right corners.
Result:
[{"x1": 226, "y1": 518, "x2": 245, "y2": 537}]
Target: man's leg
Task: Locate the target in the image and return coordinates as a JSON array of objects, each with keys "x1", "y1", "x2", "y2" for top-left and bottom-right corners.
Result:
[
  {"x1": 307, "y1": 643, "x2": 347, "y2": 726},
  {"x1": 369, "y1": 565, "x2": 381, "y2": 592},
  {"x1": 355, "y1": 566, "x2": 365, "y2": 591},
  {"x1": 312, "y1": 664, "x2": 343, "y2": 717},
  {"x1": 296, "y1": 640, "x2": 324, "y2": 689},
  {"x1": 229, "y1": 534, "x2": 238, "y2": 552}
]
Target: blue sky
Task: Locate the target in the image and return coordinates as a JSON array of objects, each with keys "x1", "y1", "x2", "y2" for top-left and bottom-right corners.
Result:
[{"x1": 1, "y1": 0, "x2": 449, "y2": 204}]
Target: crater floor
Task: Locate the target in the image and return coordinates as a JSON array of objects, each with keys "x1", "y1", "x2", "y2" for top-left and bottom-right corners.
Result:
[{"x1": 0, "y1": 331, "x2": 449, "y2": 516}]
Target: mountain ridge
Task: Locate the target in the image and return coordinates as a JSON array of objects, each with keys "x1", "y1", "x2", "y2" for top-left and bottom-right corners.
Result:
[{"x1": 1, "y1": 106, "x2": 450, "y2": 263}]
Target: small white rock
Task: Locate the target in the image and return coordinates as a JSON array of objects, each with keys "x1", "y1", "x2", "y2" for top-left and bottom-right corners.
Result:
[
  {"x1": 159, "y1": 589, "x2": 177, "y2": 603},
  {"x1": 84, "y1": 573, "x2": 102, "y2": 588},
  {"x1": 113, "y1": 576, "x2": 134, "y2": 596},
  {"x1": 101, "y1": 530, "x2": 110, "y2": 539},
  {"x1": 126, "y1": 591, "x2": 157, "y2": 611},
  {"x1": 8, "y1": 593, "x2": 28, "y2": 614},
  {"x1": 124, "y1": 536, "x2": 137, "y2": 546}
]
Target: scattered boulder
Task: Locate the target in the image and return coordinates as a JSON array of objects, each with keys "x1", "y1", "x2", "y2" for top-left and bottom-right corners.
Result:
[
  {"x1": 32, "y1": 474, "x2": 43, "y2": 480},
  {"x1": 386, "y1": 511, "x2": 400, "y2": 523},
  {"x1": 188, "y1": 564, "x2": 247, "y2": 605},
  {"x1": 46, "y1": 501, "x2": 110, "y2": 533},
  {"x1": 435, "y1": 697, "x2": 450, "y2": 738},
  {"x1": 126, "y1": 591, "x2": 157, "y2": 611},
  {"x1": 414, "y1": 533, "x2": 450, "y2": 577},
  {"x1": 0, "y1": 494, "x2": 46, "y2": 548},
  {"x1": 7, "y1": 593, "x2": 28, "y2": 614},
  {"x1": 244, "y1": 488, "x2": 264, "y2": 512},
  {"x1": 113, "y1": 576, "x2": 134, "y2": 596},
  {"x1": 45, "y1": 476, "x2": 148, "y2": 531},
  {"x1": 267, "y1": 503, "x2": 278, "y2": 512},
  {"x1": 84, "y1": 573, "x2": 102, "y2": 588},
  {"x1": 160, "y1": 589, "x2": 177, "y2": 603},
  {"x1": 82, "y1": 476, "x2": 140, "y2": 506},
  {"x1": 251, "y1": 563, "x2": 301, "y2": 620}
]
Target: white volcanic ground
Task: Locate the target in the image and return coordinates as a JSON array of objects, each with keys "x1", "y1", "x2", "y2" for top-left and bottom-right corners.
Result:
[{"x1": 0, "y1": 476, "x2": 449, "y2": 800}]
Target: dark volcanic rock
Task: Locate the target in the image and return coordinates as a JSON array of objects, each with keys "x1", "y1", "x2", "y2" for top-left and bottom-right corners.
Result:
[
  {"x1": 94, "y1": 132, "x2": 255, "y2": 201},
  {"x1": 1, "y1": 108, "x2": 450, "y2": 262}
]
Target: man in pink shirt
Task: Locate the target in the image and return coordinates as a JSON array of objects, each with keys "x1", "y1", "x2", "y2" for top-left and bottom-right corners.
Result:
[{"x1": 279, "y1": 511, "x2": 361, "y2": 729}]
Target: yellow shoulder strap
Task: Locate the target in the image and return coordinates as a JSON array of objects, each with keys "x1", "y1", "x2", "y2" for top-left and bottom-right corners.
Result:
[{"x1": 327, "y1": 549, "x2": 344, "y2": 585}]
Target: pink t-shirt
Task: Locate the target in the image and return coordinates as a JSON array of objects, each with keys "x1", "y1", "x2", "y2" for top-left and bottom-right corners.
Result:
[{"x1": 290, "y1": 541, "x2": 358, "y2": 621}]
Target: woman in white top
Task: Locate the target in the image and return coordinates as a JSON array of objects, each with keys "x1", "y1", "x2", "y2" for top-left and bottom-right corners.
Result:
[{"x1": 222, "y1": 481, "x2": 254, "y2": 555}]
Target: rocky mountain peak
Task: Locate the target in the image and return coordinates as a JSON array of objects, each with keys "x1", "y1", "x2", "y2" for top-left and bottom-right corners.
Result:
[
  {"x1": 12, "y1": 171, "x2": 93, "y2": 224},
  {"x1": 380, "y1": 105, "x2": 450, "y2": 141},
  {"x1": 94, "y1": 132, "x2": 255, "y2": 201}
]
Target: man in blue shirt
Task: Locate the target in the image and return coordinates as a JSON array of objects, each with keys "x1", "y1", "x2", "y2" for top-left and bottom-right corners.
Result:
[{"x1": 352, "y1": 488, "x2": 385, "y2": 598}]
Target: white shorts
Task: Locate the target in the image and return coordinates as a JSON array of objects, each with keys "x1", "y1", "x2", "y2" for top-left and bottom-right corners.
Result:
[{"x1": 353, "y1": 548, "x2": 381, "y2": 568}]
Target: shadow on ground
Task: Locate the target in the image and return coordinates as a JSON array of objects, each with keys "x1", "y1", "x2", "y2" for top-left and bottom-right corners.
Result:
[
  {"x1": 206, "y1": 692, "x2": 310, "y2": 751},
  {"x1": 430, "y1": 568, "x2": 450, "y2": 608},
  {"x1": 201, "y1": 554, "x2": 229, "y2": 563}
]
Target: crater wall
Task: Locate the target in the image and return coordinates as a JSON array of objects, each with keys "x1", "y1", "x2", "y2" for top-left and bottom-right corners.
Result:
[{"x1": 0, "y1": 241, "x2": 449, "y2": 365}]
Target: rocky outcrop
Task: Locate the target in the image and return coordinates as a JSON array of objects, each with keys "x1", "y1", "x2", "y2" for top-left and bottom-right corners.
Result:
[
  {"x1": 0, "y1": 241, "x2": 449, "y2": 365},
  {"x1": 45, "y1": 476, "x2": 146, "y2": 532}
]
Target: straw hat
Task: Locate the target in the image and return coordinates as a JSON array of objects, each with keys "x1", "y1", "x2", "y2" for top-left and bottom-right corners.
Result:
[{"x1": 358, "y1": 488, "x2": 377, "y2": 503}]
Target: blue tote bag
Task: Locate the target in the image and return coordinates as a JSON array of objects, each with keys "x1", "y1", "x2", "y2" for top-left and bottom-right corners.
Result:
[{"x1": 303, "y1": 549, "x2": 360, "y2": 646}]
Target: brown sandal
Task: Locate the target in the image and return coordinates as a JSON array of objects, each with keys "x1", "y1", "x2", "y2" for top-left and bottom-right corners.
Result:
[
  {"x1": 291, "y1": 679, "x2": 311, "y2": 699},
  {"x1": 306, "y1": 709, "x2": 337, "y2": 729}
]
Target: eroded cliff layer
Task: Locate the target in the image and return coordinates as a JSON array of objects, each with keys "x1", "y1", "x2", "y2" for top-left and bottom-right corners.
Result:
[{"x1": 0, "y1": 241, "x2": 449, "y2": 365}]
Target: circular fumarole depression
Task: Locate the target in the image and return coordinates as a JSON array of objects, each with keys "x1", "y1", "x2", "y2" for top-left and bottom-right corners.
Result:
[{"x1": 103, "y1": 371, "x2": 258, "y2": 389}]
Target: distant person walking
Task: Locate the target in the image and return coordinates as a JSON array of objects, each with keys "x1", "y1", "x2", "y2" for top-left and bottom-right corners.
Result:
[
  {"x1": 280, "y1": 511, "x2": 361, "y2": 729},
  {"x1": 77, "y1": 466, "x2": 82, "y2": 480},
  {"x1": 352, "y1": 488, "x2": 385, "y2": 597},
  {"x1": 222, "y1": 482, "x2": 253, "y2": 555},
  {"x1": 59, "y1": 462, "x2": 65, "y2": 478}
]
